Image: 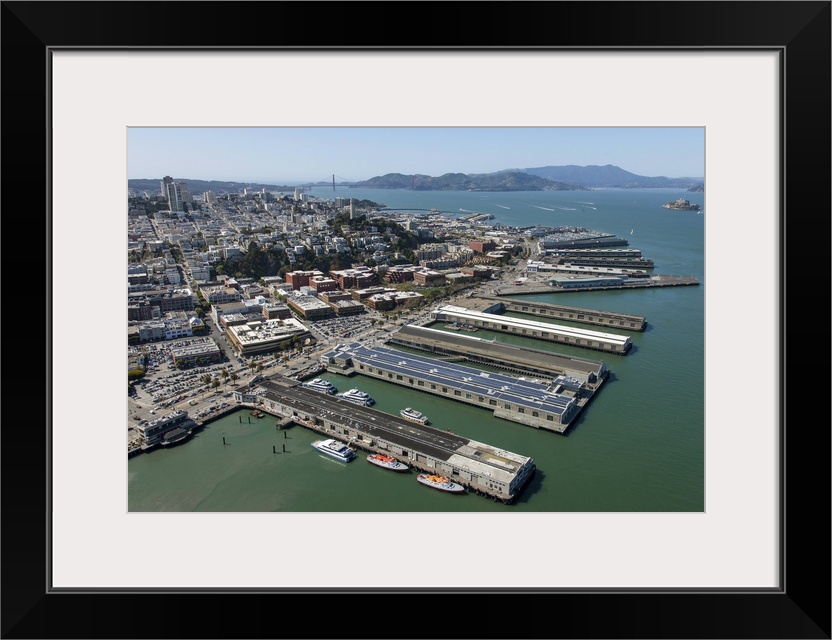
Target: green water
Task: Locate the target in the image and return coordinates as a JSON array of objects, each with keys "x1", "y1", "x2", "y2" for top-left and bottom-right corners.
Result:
[{"x1": 129, "y1": 188, "x2": 704, "y2": 512}]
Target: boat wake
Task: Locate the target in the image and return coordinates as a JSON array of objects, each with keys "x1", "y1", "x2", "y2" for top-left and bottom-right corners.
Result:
[
  {"x1": 530, "y1": 205, "x2": 555, "y2": 211},
  {"x1": 575, "y1": 201, "x2": 595, "y2": 205},
  {"x1": 494, "y1": 204, "x2": 511, "y2": 210},
  {"x1": 552, "y1": 206, "x2": 578, "y2": 211}
]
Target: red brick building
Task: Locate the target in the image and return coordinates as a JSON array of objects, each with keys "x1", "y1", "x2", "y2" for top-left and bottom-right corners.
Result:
[
  {"x1": 285, "y1": 270, "x2": 325, "y2": 290},
  {"x1": 469, "y1": 240, "x2": 497, "y2": 253}
]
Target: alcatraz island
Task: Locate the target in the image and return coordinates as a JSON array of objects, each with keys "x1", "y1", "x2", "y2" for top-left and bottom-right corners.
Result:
[{"x1": 662, "y1": 198, "x2": 701, "y2": 211}]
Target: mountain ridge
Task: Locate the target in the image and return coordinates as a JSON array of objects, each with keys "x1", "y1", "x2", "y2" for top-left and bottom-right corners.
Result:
[
  {"x1": 128, "y1": 164, "x2": 704, "y2": 195},
  {"x1": 353, "y1": 171, "x2": 586, "y2": 191},
  {"x1": 518, "y1": 164, "x2": 703, "y2": 188}
]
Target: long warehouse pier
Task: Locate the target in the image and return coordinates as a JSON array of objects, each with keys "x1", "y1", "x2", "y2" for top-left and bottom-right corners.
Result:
[
  {"x1": 321, "y1": 342, "x2": 606, "y2": 433},
  {"x1": 472, "y1": 297, "x2": 647, "y2": 332},
  {"x1": 389, "y1": 325, "x2": 609, "y2": 382},
  {"x1": 494, "y1": 273, "x2": 700, "y2": 296},
  {"x1": 245, "y1": 376, "x2": 537, "y2": 504},
  {"x1": 430, "y1": 305, "x2": 632, "y2": 354}
]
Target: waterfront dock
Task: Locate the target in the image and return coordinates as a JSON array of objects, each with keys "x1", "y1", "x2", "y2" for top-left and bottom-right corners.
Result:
[
  {"x1": 493, "y1": 273, "x2": 700, "y2": 296},
  {"x1": 256, "y1": 376, "x2": 537, "y2": 504},
  {"x1": 389, "y1": 324, "x2": 608, "y2": 382},
  {"x1": 321, "y1": 342, "x2": 606, "y2": 432},
  {"x1": 470, "y1": 296, "x2": 647, "y2": 332},
  {"x1": 430, "y1": 305, "x2": 632, "y2": 355}
]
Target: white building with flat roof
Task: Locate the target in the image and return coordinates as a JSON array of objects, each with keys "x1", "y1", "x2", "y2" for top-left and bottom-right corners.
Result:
[{"x1": 226, "y1": 317, "x2": 310, "y2": 356}]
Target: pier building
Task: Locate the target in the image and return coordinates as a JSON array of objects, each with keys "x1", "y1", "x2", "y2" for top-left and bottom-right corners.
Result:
[
  {"x1": 472, "y1": 298, "x2": 647, "y2": 332},
  {"x1": 539, "y1": 236, "x2": 629, "y2": 249},
  {"x1": 320, "y1": 342, "x2": 601, "y2": 432},
  {"x1": 493, "y1": 274, "x2": 701, "y2": 296},
  {"x1": 542, "y1": 264, "x2": 651, "y2": 278},
  {"x1": 389, "y1": 325, "x2": 608, "y2": 383},
  {"x1": 430, "y1": 305, "x2": 632, "y2": 354},
  {"x1": 538, "y1": 247, "x2": 655, "y2": 269},
  {"x1": 134, "y1": 409, "x2": 193, "y2": 450},
  {"x1": 255, "y1": 376, "x2": 537, "y2": 503}
]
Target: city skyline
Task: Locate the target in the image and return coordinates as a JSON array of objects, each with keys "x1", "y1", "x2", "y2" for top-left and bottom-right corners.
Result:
[{"x1": 128, "y1": 127, "x2": 705, "y2": 185}]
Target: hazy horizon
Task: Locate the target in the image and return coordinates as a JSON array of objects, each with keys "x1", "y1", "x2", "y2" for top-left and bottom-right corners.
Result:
[{"x1": 128, "y1": 127, "x2": 705, "y2": 185}]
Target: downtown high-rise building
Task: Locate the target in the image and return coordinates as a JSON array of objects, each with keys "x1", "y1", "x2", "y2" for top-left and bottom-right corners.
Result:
[{"x1": 160, "y1": 175, "x2": 192, "y2": 211}]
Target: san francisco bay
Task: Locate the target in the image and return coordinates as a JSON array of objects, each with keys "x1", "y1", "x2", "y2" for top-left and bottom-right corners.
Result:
[{"x1": 128, "y1": 187, "x2": 704, "y2": 512}]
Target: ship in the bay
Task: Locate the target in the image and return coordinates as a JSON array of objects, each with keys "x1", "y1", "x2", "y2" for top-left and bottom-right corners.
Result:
[{"x1": 311, "y1": 438, "x2": 356, "y2": 463}]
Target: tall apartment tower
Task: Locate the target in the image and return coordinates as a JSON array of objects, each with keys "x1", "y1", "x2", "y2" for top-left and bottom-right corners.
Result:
[
  {"x1": 160, "y1": 175, "x2": 192, "y2": 211},
  {"x1": 349, "y1": 198, "x2": 356, "y2": 220}
]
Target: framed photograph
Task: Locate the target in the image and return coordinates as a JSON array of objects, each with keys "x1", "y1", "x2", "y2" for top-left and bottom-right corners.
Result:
[{"x1": 4, "y1": 1, "x2": 828, "y2": 638}]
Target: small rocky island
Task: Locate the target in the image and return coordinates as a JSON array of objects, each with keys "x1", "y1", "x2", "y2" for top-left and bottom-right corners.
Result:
[{"x1": 663, "y1": 198, "x2": 701, "y2": 211}]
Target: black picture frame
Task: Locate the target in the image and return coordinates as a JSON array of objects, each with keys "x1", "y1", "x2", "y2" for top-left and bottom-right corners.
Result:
[{"x1": 2, "y1": 2, "x2": 829, "y2": 638}]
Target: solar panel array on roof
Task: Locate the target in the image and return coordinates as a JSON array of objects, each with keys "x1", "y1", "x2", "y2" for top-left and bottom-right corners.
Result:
[{"x1": 324, "y1": 343, "x2": 577, "y2": 420}]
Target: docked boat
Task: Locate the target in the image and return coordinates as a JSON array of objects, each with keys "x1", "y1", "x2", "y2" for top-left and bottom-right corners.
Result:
[
  {"x1": 399, "y1": 407, "x2": 429, "y2": 424},
  {"x1": 367, "y1": 453, "x2": 409, "y2": 473},
  {"x1": 160, "y1": 427, "x2": 192, "y2": 447},
  {"x1": 416, "y1": 473, "x2": 465, "y2": 494},
  {"x1": 302, "y1": 378, "x2": 338, "y2": 394},
  {"x1": 336, "y1": 388, "x2": 375, "y2": 406},
  {"x1": 311, "y1": 438, "x2": 356, "y2": 463}
]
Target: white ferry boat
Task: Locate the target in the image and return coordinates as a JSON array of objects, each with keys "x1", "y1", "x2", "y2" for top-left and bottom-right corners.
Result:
[
  {"x1": 367, "y1": 453, "x2": 409, "y2": 473},
  {"x1": 336, "y1": 388, "x2": 375, "y2": 406},
  {"x1": 302, "y1": 378, "x2": 338, "y2": 394},
  {"x1": 311, "y1": 438, "x2": 356, "y2": 463},
  {"x1": 399, "y1": 407, "x2": 429, "y2": 424},
  {"x1": 417, "y1": 473, "x2": 465, "y2": 494}
]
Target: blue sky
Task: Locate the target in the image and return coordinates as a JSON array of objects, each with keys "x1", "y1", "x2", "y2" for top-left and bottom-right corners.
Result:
[{"x1": 128, "y1": 127, "x2": 704, "y2": 184}]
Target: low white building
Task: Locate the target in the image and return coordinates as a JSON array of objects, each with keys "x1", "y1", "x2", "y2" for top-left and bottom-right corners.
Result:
[{"x1": 226, "y1": 317, "x2": 311, "y2": 356}]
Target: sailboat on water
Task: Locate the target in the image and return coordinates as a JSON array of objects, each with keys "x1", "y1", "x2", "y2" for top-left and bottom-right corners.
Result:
[{"x1": 630, "y1": 229, "x2": 634, "y2": 235}]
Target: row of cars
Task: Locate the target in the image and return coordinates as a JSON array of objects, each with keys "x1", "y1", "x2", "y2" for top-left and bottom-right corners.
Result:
[{"x1": 192, "y1": 399, "x2": 233, "y2": 421}]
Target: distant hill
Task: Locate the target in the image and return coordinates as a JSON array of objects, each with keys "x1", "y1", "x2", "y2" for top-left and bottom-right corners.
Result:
[
  {"x1": 518, "y1": 164, "x2": 703, "y2": 189},
  {"x1": 128, "y1": 178, "x2": 298, "y2": 195},
  {"x1": 128, "y1": 166, "x2": 704, "y2": 195},
  {"x1": 354, "y1": 171, "x2": 586, "y2": 192}
]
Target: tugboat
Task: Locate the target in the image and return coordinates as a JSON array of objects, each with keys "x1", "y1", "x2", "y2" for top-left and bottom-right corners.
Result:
[
  {"x1": 367, "y1": 453, "x2": 410, "y2": 473},
  {"x1": 416, "y1": 473, "x2": 465, "y2": 494}
]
